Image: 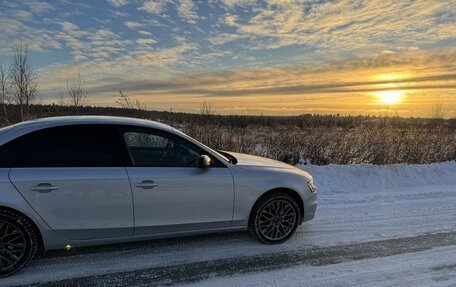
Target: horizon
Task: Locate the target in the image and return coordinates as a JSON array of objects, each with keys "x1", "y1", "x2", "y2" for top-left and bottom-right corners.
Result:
[
  {"x1": 13, "y1": 102, "x2": 456, "y2": 121},
  {"x1": 0, "y1": 0, "x2": 455, "y2": 117}
]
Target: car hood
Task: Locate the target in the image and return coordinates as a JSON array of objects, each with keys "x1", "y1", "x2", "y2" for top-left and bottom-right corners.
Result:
[
  {"x1": 226, "y1": 152, "x2": 294, "y2": 169},
  {"x1": 225, "y1": 152, "x2": 314, "y2": 182}
]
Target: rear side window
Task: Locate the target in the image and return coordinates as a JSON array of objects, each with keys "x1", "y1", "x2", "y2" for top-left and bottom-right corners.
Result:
[{"x1": 0, "y1": 125, "x2": 127, "y2": 167}]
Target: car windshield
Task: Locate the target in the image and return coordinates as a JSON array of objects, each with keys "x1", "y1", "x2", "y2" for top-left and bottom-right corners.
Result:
[
  {"x1": 207, "y1": 147, "x2": 233, "y2": 164},
  {"x1": 217, "y1": 150, "x2": 238, "y2": 165}
]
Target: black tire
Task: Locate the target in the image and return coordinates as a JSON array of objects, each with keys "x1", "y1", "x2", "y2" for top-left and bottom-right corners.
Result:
[
  {"x1": 0, "y1": 209, "x2": 39, "y2": 278},
  {"x1": 249, "y1": 192, "x2": 300, "y2": 244}
]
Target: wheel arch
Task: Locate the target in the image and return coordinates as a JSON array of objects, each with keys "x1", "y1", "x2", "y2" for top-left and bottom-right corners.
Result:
[
  {"x1": 249, "y1": 187, "x2": 305, "y2": 225},
  {"x1": 0, "y1": 205, "x2": 45, "y2": 256}
]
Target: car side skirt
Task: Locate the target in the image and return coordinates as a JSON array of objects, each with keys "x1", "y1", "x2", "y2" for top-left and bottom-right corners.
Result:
[{"x1": 43, "y1": 221, "x2": 247, "y2": 250}]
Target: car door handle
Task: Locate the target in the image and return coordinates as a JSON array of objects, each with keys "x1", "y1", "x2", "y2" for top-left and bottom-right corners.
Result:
[
  {"x1": 136, "y1": 180, "x2": 159, "y2": 189},
  {"x1": 31, "y1": 183, "x2": 59, "y2": 193}
]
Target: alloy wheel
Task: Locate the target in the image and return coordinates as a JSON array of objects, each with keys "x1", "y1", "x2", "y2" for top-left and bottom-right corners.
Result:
[
  {"x1": 257, "y1": 199, "x2": 298, "y2": 241},
  {"x1": 0, "y1": 220, "x2": 27, "y2": 272}
]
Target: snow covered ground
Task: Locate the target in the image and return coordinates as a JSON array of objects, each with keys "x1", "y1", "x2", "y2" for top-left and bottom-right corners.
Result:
[{"x1": 2, "y1": 162, "x2": 456, "y2": 287}]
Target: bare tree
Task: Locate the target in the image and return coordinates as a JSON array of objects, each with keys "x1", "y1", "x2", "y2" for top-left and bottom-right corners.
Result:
[
  {"x1": 198, "y1": 98, "x2": 220, "y2": 127},
  {"x1": 116, "y1": 90, "x2": 146, "y2": 110},
  {"x1": 58, "y1": 90, "x2": 67, "y2": 106},
  {"x1": 8, "y1": 44, "x2": 38, "y2": 120},
  {"x1": 66, "y1": 73, "x2": 87, "y2": 112},
  {"x1": 199, "y1": 99, "x2": 213, "y2": 116},
  {"x1": 430, "y1": 96, "x2": 445, "y2": 119},
  {"x1": 0, "y1": 62, "x2": 9, "y2": 124}
]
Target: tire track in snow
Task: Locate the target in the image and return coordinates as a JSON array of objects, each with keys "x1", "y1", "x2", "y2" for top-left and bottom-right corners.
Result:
[{"x1": 11, "y1": 231, "x2": 456, "y2": 287}]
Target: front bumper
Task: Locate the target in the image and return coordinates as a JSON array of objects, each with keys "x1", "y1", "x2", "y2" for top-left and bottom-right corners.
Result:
[
  {"x1": 303, "y1": 199, "x2": 317, "y2": 222},
  {"x1": 302, "y1": 182, "x2": 317, "y2": 222}
]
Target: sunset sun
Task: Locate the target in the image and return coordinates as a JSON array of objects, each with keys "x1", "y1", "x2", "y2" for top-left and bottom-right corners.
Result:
[{"x1": 375, "y1": 90, "x2": 404, "y2": 105}]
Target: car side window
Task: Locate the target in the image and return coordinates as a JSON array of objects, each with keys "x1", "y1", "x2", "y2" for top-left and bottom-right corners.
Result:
[
  {"x1": 0, "y1": 125, "x2": 126, "y2": 167},
  {"x1": 124, "y1": 132, "x2": 169, "y2": 150},
  {"x1": 121, "y1": 128, "x2": 222, "y2": 167}
]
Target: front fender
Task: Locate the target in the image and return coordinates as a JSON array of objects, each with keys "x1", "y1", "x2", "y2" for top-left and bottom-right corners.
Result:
[{"x1": 229, "y1": 166, "x2": 314, "y2": 226}]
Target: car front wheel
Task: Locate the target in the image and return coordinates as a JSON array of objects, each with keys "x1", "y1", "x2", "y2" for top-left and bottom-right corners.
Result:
[
  {"x1": 249, "y1": 192, "x2": 300, "y2": 244},
  {"x1": 0, "y1": 209, "x2": 39, "y2": 278}
]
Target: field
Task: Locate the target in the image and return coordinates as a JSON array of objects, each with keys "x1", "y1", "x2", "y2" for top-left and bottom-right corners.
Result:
[{"x1": 1, "y1": 104, "x2": 456, "y2": 165}]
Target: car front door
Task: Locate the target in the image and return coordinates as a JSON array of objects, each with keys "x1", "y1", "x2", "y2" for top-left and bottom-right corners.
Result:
[
  {"x1": 4, "y1": 124, "x2": 134, "y2": 240},
  {"x1": 120, "y1": 127, "x2": 235, "y2": 235}
]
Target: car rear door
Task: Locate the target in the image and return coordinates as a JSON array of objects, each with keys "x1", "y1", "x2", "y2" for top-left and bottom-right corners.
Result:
[
  {"x1": 119, "y1": 126, "x2": 235, "y2": 235},
  {"x1": 4, "y1": 124, "x2": 134, "y2": 240}
]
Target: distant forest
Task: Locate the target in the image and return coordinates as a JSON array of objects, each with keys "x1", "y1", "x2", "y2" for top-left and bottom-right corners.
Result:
[{"x1": 1, "y1": 103, "x2": 456, "y2": 130}]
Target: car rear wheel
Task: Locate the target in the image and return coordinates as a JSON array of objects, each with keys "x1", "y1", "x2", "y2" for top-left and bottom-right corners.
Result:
[
  {"x1": 0, "y1": 210, "x2": 39, "y2": 278},
  {"x1": 249, "y1": 192, "x2": 300, "y2": 244}
]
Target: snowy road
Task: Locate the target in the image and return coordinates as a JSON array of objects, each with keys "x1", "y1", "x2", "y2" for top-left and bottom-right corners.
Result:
[{"x1": 2, "y1": 162, "x2": 456, "y2": 287}]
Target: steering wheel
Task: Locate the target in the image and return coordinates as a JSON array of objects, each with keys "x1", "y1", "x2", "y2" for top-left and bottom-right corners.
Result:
[
  {"x1": 174, "y1": 145, "x2": 191, "y2": 165},
  {"x1": 160, "y1": 140, "x2": 174, "y2": 163}
]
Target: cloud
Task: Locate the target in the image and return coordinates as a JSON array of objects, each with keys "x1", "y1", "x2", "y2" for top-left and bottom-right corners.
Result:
[
  {"x1": 139, "y1": 0, "x2": 171, "y2": 15},
  {"x1": 125, "y1": 43, "x2": 198, "y2": 68},
  {"x1": 36, "y1": 43, "x2": 456, "y2": 117},
  {"x1": 136, "y1": 38, "x2": 157, "y2": 45},
  {"x1": 53, "y1": 22, "x2": 137, "y2": 62},
  {"x1": 138, "y1": 30, "x2": 153, "y2": 36},
  {"x1": 10, "y1": 10, "x2": 33, "y2": 20},
  {"x1": 220, "y1": 0, "x2": 256, "y2": 8},
  {"x1": 224, "y1": 15, "x2": 236, "y2": 26},
  {"x1": 123, "y1": 21, "x2": 145, "y2": 29},
  {"x1": 177, "y1": 0, "x2": 198, "y2": 23},
  {"x1": 39, "y1": 43, "x2": 199, "y2": 91},
  {"x1": 208, "y1": 33, "x2": 246, "y2": 46},
  {"x1": 216, "y1": 0, "x2": 456, "y2": 53},
  {"x1": 0, "y1": 16, "x2": 61, "y2": 54},
  {"x1": 60, "y1": 21, "x2": 79, "y2": 31},
  {"x1": 106, "y1": 0, "x2": 131, "y2": 7},
  {"x1": 64, "y1": 48, "x2": 456, "y2": 95},
  {"x1": 23, "y1": 0, "x2": 54, "y2": 14}
]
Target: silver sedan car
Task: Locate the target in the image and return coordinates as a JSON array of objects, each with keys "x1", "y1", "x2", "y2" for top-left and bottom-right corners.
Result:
[{"x1": 0, "y1": 116, "x2": 317, "y2": 277}]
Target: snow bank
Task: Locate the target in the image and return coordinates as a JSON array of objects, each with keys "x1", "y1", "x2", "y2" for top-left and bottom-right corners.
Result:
[{"x1": 297, "y1": 161, "x2": 456, "y2": 191}]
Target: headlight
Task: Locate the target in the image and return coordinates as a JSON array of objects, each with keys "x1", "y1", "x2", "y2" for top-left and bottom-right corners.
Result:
[{"x1": 307, "y1": 179, "x2": 317, "y2": 193}]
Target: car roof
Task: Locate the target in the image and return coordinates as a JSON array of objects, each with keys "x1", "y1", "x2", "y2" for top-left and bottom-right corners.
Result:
[{"x1": 0, "y1": 116, "x2": 176, "y2": 144}]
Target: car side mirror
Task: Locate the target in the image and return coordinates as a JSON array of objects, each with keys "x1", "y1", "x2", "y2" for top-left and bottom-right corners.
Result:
[{"x1": 198, "y1": 154, "x2": 211, "y2": 168}]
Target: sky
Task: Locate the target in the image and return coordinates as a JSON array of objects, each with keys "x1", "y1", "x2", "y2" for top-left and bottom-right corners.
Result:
[{"x1": 0, "y1": 0, "x2": 455, "y2": 117}]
